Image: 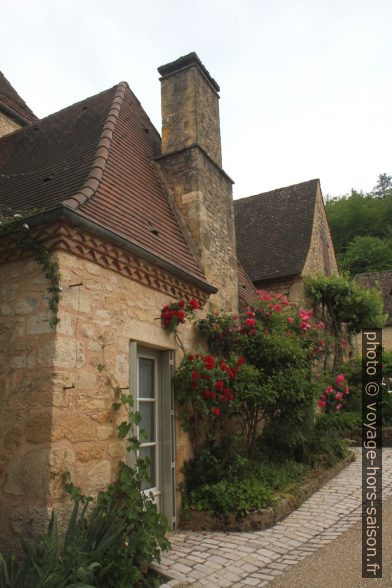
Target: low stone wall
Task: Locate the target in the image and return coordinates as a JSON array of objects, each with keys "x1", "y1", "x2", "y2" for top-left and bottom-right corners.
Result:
[{"x1": 180, "y1": 452, "x2": 355, "y2": 532}]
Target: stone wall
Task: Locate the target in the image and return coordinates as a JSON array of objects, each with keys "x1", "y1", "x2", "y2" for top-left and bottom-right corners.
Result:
[
  {"x1": 0, "y1": 111, "x2": 20, "y2": 139},
  {"x1": 158, "y1": 54, "x2": 238, "y2": 315},
  {"x1": 158, "y1": 148, "x2": 238, "y2": 313},
  {"x1": 302, "y1": 185, "x2": 338, "y2": 277},
  {"x1": 0, "y1": 248, "x2": 205, "y2": 547},
  {"x1": 160, "y1": 59, "x2": 222, "y2": 166},
  {"x1": 0, "y1": 257, "x2": 56, "y2": 549}
]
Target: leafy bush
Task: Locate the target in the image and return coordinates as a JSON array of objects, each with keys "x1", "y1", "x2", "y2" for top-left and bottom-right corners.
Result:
[
  {"x1": 315, "y1": 411, "x2": 362, "y2": 434},
  {"x1": 337, "y1": 351, "x2": 392, "y2": 425},
  {"x1": 186, "y1": 479, "x2": 277, "y2": 519},
  {"x1": 197, "y1": 313, "x2": 238, "y2": 356},
  {"x1": 226, "y1": 456, "x2": 310, "y2": 491},
  {"x1": 299, "y1": 429, "x2": 350, "y2": 469}
]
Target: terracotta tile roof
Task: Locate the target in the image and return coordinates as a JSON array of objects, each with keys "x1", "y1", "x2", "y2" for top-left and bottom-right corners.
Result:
[
  {"x1": 0, "y1": 71, "x2": 37, "y2": 124},
  {"x1": 237, "y1": 260, "x2": 258, "y2": 306},
  {"x1": 355, "y1": 271, "x2": 392, "y2": 324},
  {"x1": 0, "y1": 83, "x2": 207, "y2": 284},
  {"x1": 234, "y1": 179, "x2": 319, "y2": 283}
]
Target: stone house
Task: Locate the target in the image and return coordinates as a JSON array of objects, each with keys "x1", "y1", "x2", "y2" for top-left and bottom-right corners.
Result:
[
  {"x1": 0, "y1": 53, "x2": 337, "y2": 548},
  {"x1": 235, "y1": 179, "x2": 338, "y2": 303}
]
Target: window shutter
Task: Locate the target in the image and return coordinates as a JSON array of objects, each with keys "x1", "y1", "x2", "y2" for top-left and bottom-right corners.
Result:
[
  {"x1": 161, "y1": 350, "x2": 176, "y2": 529},
  {"x1": 127, "y1": 341, "x2": 138, "y2": 468}
]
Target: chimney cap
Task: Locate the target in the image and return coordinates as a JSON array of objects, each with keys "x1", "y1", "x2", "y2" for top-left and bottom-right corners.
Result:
[{"x1": 158, "y1": 52, "x2": 220, "y2": 93}]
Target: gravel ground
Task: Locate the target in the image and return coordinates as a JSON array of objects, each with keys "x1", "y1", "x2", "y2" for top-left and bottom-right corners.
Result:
[{"x1": 268, "y1": 495, "x2": 392, "y2": 588}]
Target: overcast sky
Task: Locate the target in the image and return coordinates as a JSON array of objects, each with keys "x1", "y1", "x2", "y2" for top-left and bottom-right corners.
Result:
[{"x1": 1, "y1": 0, "x2": 391, "y2": 199}]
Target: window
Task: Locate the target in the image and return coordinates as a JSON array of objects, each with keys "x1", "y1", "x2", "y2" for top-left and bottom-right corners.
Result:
[{"x1": 129, "y1": 343, "x2": 176, "y2": 528}]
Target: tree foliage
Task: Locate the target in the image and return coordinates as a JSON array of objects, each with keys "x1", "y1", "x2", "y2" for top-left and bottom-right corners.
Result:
[
  {"x1": 326, "y1": 189, "x2": 392, "y2": 255},
  {"x1": 305, "y1": 274, "x2": 387, "y2": 334},
  {"x1": 340, "y1": 236, "x2": 392, "y2": 275}
]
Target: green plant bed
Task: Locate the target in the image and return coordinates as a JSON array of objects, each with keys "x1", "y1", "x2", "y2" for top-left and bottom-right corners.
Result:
[
  {"x1": 316, "y1": 411, "x2": 362, "y2": 435},
  {"x1": 180, "y1": 452, "x2": 355, "y2": 532}
]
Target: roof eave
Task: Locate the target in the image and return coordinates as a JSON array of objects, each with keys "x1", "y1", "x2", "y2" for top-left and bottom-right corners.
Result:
[
  {"x1": 7, "y1": 206, "x2": 217, "y2": 294},
  {"x1": 0, "y1": 98, "x2": 36, "y2": 126},
  {"x1": 253, "y1": 272, "x2": 301, "y2": 284}
]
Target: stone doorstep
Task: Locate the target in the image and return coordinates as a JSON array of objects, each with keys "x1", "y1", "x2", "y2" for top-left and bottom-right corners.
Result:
[{"x1": 179, "y1": 451, "x2": 356, "y2": 533}]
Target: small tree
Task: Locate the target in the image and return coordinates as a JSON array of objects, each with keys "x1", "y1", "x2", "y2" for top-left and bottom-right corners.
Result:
[{"x1": 305, "y1": 274, "x2": 387, "y2": 367}]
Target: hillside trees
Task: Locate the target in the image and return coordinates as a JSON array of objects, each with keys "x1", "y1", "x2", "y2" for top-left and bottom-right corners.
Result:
[{"x1": 326, "y1": 173, "x2": 392, "y2": 274}]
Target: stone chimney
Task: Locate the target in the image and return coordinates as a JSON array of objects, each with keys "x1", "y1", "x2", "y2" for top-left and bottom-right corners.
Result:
[{"x1": 156, "y1": 53, "x2": 238, "y2": 313}]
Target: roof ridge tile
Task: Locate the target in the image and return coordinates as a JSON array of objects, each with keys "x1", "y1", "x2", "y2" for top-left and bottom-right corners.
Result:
[
  {"x1": 62, "y1": 82, "x2": 127, "y2": 210},
  {"x1": 235, "y1": 178, "x2": 319, "y2": 204}
]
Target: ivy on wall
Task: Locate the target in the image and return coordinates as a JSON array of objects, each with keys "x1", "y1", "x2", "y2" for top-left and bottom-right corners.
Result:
[{"x1": 0, "y1": 212, "x2": 61, "y2": 328}]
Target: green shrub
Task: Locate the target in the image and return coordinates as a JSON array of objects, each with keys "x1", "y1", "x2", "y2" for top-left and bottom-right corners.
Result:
[
  {"x1": 300, "y1": 430, "x2": 350, "y2": 469},
  {"x1": 187, "y1": 478, "x2": 277, "y2": 519},
  {"x1": 182, "y1": 450, "x2": 312, "y2": 518},
  {"x1": 316, "y1": 411, "x2": 361, "y2": 435},
  {"x1": 226, "y1": 456, "x2": 310, "y2": 490},
  {"x1": 338, "y1": 351, "x2": 392, "y2": 425}
]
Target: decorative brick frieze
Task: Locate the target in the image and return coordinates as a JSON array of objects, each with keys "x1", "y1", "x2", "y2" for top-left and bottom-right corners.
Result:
[{"x1": 0, "y1": 221, "x2": 210, "y2": 304}]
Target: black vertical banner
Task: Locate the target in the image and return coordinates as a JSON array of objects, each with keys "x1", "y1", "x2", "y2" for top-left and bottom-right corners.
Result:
[{"x1": 362, "y1": 329, "x2": 382, "y2": 578}]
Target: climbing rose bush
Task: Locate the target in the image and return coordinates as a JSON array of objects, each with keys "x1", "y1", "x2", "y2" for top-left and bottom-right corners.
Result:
[
  {"x1": 161, "y1": 298, "x2": 199, "y2": 333},
  {"x1": 172, "y1": 288, "x2": 352, "y2": 460},
  {"x1": 174, "y1": 353, "x2": 248, "y2": 450}
]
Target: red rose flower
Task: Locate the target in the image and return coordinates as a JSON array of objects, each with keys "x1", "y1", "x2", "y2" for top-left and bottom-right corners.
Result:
[
  {"x1": 202, "y1": 355, "x2": 215, "y2": 370},
  {"x1": 177, "y1": 310, "x2": 185, "y2": 321},
  {"x1": 214, "y1": 380, "x2": 224, "y2": 391},
  {"x1": 192, "y1": 371, "x2": 201, "y2": 380},
  {"x1": 189, "y1": 298, "x2": 199, "y2": 310},
  {"x1": 202, "y1": 389, "x2": 215, "y2": 400},
  {"x1": 211, "y1": 407, "x2": 220, "y2": 416},
  {"x1": 245, "y1": 318, "x2": 255, "y2": 327}
]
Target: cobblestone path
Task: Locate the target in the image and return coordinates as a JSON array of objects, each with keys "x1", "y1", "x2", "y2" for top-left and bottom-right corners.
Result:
[{"x1": 156, "y1": 448, "x2": 392, "y2": 587}]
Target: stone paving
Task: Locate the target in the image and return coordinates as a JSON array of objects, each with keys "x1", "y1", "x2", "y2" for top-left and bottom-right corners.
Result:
[{"x1": 156, "y1": 448, "x2": 392, "y2": 587}]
